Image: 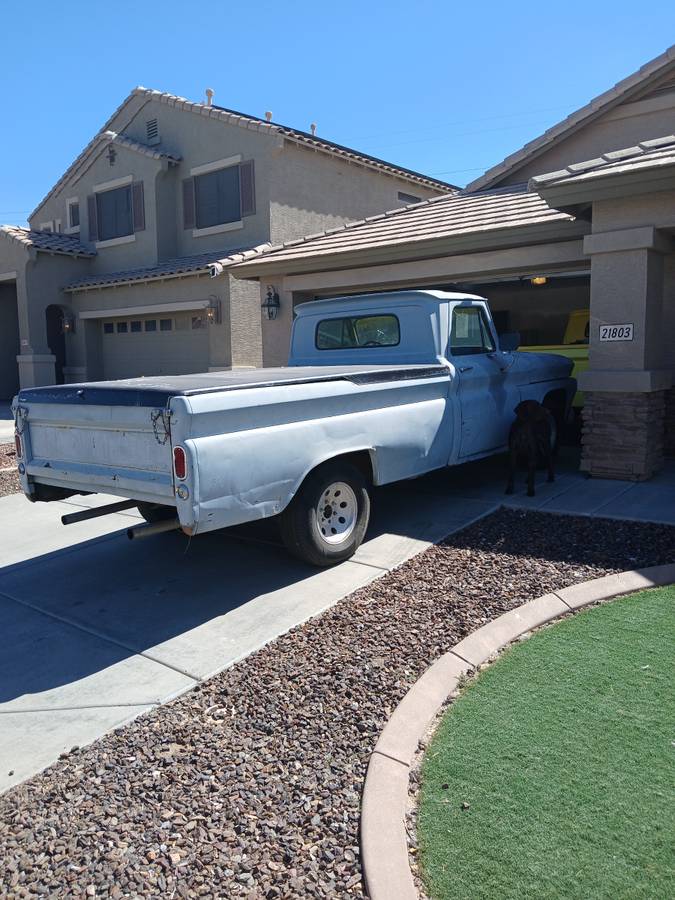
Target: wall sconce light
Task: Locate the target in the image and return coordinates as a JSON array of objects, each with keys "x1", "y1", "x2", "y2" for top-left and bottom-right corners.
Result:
[
  {"x1": 206, "y1": 298, "x2": 221, "y2": 325},
  {"x1": 262, "y1": 285, "x2": 281, "y2": 320},
  {"x1": 530, "y1": 276, "x2": 547, "y2": 286},
  {"x1": 62, "y1": 313, "x2": 76, "y2": 334}
]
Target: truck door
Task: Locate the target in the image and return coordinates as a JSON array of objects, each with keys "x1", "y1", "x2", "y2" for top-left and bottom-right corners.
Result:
[{"x1": 449, "y1": 305, "x2": 515, "y2": 458}]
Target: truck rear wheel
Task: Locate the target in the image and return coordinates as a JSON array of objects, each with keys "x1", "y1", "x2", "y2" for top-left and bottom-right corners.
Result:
[{"x1": 279, "y1": 461, "x2": 370, "y2": 567}]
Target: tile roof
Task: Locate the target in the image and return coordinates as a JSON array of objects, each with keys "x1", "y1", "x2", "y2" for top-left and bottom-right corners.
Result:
[
  {"x1": 0, "y1": 225, "x2": 96, "y2": 258},
  {"x1": 468, "y1": 44, "x2": 675, "y2": 191},
  {"x1": 230, "y1": 184, "x2": 579, "y2": 273},
  {"x1": 31, "y1": 87, "x2": 454, "y2": 220},
  {"x1": 64, "y1": 245, "x2": 266, "y2": 292},
  {"x1": 530, "y1": 134, "x2": 675, "y2": 189},
  {"x1": 130, "y1": 88, "x2": 456, "y2": 192},
  {"x1": 29, "y1": 128, "x2": 181, "y2": 220},
  {"x1": 99, "y1": 131, "x2": 181, "y2": 163}
]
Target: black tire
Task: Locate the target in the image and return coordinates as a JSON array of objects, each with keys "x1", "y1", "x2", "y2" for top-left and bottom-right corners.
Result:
[
  {"x1": 137, "y1": 502, "x2": 176, "y2": 524},
  {"x1": 279, "y1": 461, "x2": 370, "y2": 567}
]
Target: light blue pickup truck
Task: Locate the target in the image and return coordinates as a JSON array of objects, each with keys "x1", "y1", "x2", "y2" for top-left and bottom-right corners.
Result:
[{"x1": 13, "y1": 291, "x2": 574, "y2": 565}]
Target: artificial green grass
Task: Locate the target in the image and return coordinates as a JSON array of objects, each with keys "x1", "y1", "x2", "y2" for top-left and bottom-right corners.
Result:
[{"x1": 418, "y1": 586, "x2": 675, "y2": 900}]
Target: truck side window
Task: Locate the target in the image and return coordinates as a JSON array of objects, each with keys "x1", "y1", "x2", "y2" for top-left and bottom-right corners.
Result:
[
  {"x1": 316, "y1": 314, "x2": 400, "y2": 350},
  {"x1": 450, "y1": 308, "x2": 495, "y2": 356}
]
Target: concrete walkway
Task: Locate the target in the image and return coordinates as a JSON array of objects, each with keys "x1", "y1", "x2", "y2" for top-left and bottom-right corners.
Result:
[{"x1": 1, "y1": 449, "x2": 674, "y2": 791}]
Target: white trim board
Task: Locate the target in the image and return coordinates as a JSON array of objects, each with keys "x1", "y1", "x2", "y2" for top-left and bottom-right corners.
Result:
[
  {"x1": 93, "y1": 174, "x2": 133, "y2": 193},
  {"x1": 79, "y1": 299, "x2": 212, "y2": 320},
  {"x1": 192, "y1": 220, "x2": 244, "y2": 238},
  {"x1": 95, "y1": 234, "x2": 136, "y2": 250},
  {"x1": 190, "y1": 154, "x2": 242, "y2": 177},
  {"x1": 0, "y1": 271, "x2": 17, "y2": 282}
]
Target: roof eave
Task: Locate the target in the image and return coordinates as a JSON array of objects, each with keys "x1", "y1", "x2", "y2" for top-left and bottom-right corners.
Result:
[
  {"x1": 532, "y1": 163, "x2": 675, "y2": 211},
  {"x1": 231, "y1": 219, "x2": 588, "y2": 280}
]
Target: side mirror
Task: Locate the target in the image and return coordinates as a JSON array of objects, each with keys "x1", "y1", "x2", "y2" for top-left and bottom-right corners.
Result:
[{"x1": 500, "y1": 331, "x2": 520, "y2": 352}]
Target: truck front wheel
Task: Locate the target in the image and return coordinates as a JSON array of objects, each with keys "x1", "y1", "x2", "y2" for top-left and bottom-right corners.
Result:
[{"x1": 279, "y1": 461, "x2": 370, "y2": 567}]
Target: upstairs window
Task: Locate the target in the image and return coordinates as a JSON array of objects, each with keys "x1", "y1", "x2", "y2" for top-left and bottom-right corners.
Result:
[
  {"x1": 97, "y1": 185, "x2": 133, "y2": 241},
  {"x1": 87, "y1": 179, "x2": 144, "y2": 244},
  {"x1": 316, "y1": 314, "x2": 400, "y2": 350},
  {"x1": 450, "y1": 307, "x2": 495, "y2": 356},
  {"x1": 195, "y1": 166, "x2": 241, "y2": 229},
  {"x1": 183, "y1": 159, "x2": 255, "y2": 233},
  {"x1": 67, "y1": 199, "x2": 80, "y2": 230}
]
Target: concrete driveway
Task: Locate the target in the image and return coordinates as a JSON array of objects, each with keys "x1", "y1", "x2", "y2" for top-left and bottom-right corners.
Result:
[{"x1": 2, "y1": 448, "x2": 674, "y2": 791}]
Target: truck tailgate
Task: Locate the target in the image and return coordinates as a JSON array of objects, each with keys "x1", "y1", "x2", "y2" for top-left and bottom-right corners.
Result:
[{"x1": 17, "y1": 400, "x2": 175, "y2": 503}]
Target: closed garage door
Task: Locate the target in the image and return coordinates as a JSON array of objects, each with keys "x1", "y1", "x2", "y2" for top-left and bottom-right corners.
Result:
[{"x1": 101, "y1": 311, "x2": 210, "y2": 380}]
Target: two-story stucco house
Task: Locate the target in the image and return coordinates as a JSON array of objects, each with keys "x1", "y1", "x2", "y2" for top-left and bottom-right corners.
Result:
[{"x1": 0, "y1": 88, "x2": 452, "y2": 396}]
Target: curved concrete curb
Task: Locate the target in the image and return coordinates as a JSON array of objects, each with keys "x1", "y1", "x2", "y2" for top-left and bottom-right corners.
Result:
[{"x1": 360, "y1": 563, "x2": 675, "y2": 900}]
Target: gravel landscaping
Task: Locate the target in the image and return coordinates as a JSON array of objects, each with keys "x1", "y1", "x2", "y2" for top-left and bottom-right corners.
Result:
[
  {"x1": 1, "y1": 508, "x2": 674, "y2": 898},
  {"x1": 0, "y1": 442, "x2": 19, "y2": 498}
]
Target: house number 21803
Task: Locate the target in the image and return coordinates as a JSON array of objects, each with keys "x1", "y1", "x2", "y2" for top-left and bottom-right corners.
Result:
[{"x1": 599, "y1": 323, "x2": 634, "y2": 342}]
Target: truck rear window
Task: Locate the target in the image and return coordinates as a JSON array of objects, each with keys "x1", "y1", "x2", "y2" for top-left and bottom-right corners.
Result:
[{"x1": 316, "y1": 314, "x2": 400, "y2": 350}]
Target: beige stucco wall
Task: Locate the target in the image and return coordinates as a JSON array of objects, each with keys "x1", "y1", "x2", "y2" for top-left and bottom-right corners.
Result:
[{"x1": 268, "y1": 141, "x2": 440, "y2": 245}]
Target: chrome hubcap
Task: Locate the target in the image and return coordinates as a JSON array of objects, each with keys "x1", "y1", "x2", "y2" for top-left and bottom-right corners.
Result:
[{"x1": 316, "y1": 481, "x2": 358, "y2": 545}]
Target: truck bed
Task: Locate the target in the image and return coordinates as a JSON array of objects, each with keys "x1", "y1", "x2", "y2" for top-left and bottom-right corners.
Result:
[{"x1": 16, "y1": 364, "x2": 448, "y2": 407}]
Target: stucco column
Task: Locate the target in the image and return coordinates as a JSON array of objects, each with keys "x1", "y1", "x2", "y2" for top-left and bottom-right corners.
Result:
[
  {"x1": 579, "y1": 227, "x2": 674, "y2": 480},
  {"x1": 261, "y1": 282, "x2": 294, "y2": 367},
  {"x1": 15, "y1": 261, "x2": 56, "y2": 389}
]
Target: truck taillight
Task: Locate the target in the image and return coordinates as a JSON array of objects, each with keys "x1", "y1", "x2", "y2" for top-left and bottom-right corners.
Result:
[
  {"x1": 173, "y1": 446, "x2": 187, "y2": 480},
  {"x1": 14, "y1": 433, "x2": 22, "y2": 459}
]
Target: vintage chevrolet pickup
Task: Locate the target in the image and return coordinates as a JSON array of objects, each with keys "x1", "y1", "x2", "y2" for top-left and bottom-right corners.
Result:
[{"x1": 13, "y1": 291, "x2": 575, "y2": 565}]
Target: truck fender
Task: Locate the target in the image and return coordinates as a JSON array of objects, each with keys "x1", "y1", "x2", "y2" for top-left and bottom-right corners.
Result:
[{"x1": 282, "y1": 447, "x2": 378, "y2": 512}]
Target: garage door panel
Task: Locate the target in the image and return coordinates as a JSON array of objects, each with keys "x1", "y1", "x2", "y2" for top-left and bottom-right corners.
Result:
[{"x1": 101, "y1": 314, "x2": 210, "y2": 380}]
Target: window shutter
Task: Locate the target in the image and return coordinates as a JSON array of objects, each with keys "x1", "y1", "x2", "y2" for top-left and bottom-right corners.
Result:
[
  {"x1": 132, "y1": 181, "x2": 145, "y2": 231},
  {"x1": 87, "y1": 194, "x2": 99, "y2": 242},
  {"x1": 239, "y1": 160, "x2": 255, "y2": 217},
  {"x1": 182, "y1": 177, "x2": 196, "y2": 229}
]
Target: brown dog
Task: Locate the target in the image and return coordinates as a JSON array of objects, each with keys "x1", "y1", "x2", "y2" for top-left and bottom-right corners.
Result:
[{"x1": 505, "y1": 400, "x2": 555, "y2": 497}]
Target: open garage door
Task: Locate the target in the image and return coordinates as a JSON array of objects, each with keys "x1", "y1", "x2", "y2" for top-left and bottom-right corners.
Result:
[{"x1": 101, "y1": 310, "x2": 210, "y2": 380}]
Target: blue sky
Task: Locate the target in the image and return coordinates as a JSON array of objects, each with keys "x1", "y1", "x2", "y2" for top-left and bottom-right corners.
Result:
[{"x1": 1, "y1": 2, "x2": 673, "y2": 224}]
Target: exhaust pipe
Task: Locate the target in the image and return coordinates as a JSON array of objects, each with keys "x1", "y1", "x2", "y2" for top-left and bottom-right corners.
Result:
[{"x1": 127, "y1": 518, "x2": 180, "y2": 540}]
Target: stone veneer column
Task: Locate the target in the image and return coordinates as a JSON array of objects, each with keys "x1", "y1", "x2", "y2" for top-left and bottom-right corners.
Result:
[
  {"x1": 581, "y1": 390, "x2": 665, "y2": 480},
  {"x1": 580, "y1": 226, "x2": 673, "y2": 480}
]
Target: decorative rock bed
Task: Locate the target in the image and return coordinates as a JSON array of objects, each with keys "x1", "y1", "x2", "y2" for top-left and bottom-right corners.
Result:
[{"x1": 1, "y1": 509, "x2": 674, "y2": 898}]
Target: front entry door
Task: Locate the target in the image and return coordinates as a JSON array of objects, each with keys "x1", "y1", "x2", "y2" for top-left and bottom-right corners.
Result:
[
  {"x1": 45, "y1": 305, "x2": 66, "y2": 385},
  {"x1": 449, "y1": 305, "x2": 515, "y2": 458}
]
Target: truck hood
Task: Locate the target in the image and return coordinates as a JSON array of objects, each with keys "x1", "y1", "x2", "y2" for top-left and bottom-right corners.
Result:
[{"x1": 511, "y1": 350, "x2": 574, "y2": 381}]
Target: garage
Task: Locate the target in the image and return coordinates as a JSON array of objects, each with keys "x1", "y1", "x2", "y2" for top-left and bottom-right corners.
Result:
[{"x1": 99, "y1": 309, "x2": 210, "y2": 380}]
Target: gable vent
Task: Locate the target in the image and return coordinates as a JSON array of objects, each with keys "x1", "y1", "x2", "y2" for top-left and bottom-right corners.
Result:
[{"x1": 146, "y1": 118, "x2": 160, "y2": 145}]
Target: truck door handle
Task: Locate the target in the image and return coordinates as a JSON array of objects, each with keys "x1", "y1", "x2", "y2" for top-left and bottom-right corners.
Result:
[{"x1": 459, "y1": 365, "x2": 474, "y2": 373}]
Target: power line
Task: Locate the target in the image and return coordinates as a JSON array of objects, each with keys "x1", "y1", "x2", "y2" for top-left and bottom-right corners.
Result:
[
  {"x1": 340, "y1": 105, "x2": 572, "y2": 144},
  {"x1": 358, "y1": 118, "x2": 560, "y2": 153}
]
